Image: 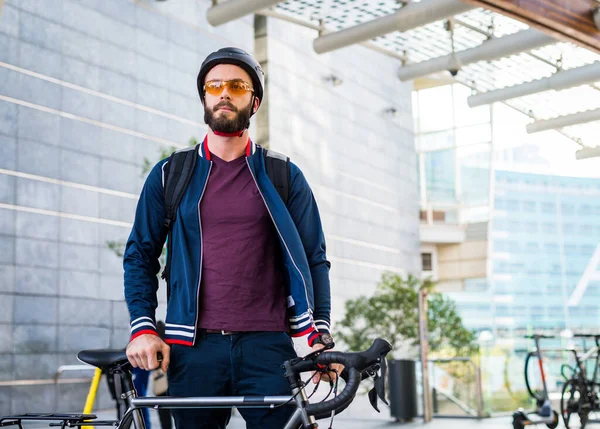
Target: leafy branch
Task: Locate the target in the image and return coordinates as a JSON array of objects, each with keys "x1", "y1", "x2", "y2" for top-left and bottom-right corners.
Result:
[{"x1": 336, "y1": 273, "x2": 479, "y2": 360}]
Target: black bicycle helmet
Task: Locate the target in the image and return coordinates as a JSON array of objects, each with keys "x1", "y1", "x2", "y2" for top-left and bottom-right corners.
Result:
[{"x1": 197, "y1": 47, "x2": 264, "y2": 105}]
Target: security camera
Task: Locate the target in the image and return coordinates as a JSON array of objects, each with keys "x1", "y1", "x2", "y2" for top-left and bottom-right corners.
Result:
[
  {"x1": 594, "y1": 7, "x2": 600, "y2": 31},
  {"x1": 448, "y1": 68, "x2": 460, "y2": 77}
]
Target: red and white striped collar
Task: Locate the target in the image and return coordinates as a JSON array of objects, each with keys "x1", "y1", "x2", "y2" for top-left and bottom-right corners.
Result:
[{"x1": 200, "y1": 136, "x2": 256, "y2": 161}]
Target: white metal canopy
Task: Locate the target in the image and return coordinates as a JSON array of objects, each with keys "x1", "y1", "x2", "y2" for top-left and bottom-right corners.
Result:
[{"x1": 207, "y1": 0, "x2": 600, "y2": 151}]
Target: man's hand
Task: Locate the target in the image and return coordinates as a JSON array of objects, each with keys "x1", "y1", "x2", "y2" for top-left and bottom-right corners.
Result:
[
  {"x1": 126, "y1": 334, "x2": 170, "y2": 372},
  {"x1": 310, "y1": 344, "x2": 344, "y2": 384}
]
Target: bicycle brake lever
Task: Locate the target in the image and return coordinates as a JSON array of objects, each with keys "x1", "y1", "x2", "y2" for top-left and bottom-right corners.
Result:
[{"x1": 302, "y1": 342, "x2": 335, "y2": 361}]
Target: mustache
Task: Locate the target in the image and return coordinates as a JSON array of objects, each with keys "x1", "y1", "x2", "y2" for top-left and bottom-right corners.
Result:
[{"x1": 214, "y1": 102, "x2": 237, "y2": 112}]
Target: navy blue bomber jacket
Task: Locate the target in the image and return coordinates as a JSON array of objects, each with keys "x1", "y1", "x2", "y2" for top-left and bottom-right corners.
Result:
[{"x1": 123, "y1": 138, "x2": 332, "y2": 347}]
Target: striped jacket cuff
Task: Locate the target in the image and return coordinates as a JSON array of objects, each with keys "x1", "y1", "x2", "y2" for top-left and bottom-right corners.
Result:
[
  {"x1": 307, "y1": 319, "x2": 332, "y2": 347},
  {"x1": 163, "y1": 322, "x2": 194, "y2": 346},
  {"x1": 130, "y1": 316, "x2": 158, "y2": 341},
  {"x1": 288, "y1": 312, "x2": 315, "y2": 337}
]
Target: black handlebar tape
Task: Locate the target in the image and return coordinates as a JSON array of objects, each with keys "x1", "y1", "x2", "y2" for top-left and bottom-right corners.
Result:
[
  {"x1": 288, "y1": 338, "x2": 392, "y2": 375},
  {"x1": 285, "y1": 338, "x2": 392, "y2": 417},
  {"x1": 305, "y1": 367, "x2": 361, "y2": 416}
]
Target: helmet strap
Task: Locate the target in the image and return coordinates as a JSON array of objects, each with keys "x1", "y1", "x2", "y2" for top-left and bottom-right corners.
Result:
[{"x1": 213, "y1": 130, "x2": 245, "y2": 138}]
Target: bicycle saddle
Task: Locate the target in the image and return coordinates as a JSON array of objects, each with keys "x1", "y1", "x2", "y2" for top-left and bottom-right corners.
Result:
[{"x1": 78, "y1": 349, "x2": 128, "y2": 369}]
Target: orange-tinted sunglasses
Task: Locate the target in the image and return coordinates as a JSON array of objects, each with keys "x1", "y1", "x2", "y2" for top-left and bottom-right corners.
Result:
[{"x1": 204, "y1": 79, "x2": 254, "y2": 97}]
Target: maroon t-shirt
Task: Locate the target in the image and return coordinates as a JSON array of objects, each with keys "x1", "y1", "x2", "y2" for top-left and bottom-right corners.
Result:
[{"x1": 197, "y1": 153, "x2": 288, "y2": 332}]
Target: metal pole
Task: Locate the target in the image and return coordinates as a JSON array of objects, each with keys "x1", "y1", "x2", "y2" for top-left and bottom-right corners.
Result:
[
  {"x1": 468, "y1": 62, "x2": 600, "y2": 107},
  {"x1": 419, "y1": 288, "x2": 433, "y2": 423},
  {"x1": 206, "y1": 0, "x2": 284, "y2": 26},
  {"x1": 81, "y1": 368, "x2": 103, "y2": 429},
  {"x1": 397, "y1": 29, "x2": 554, "y2": 81},
  {"x1": 474, "y1": 360, "x2": 484, "y2": 418},
  {"x1": 313, "y1": 0, "x2": 473, "y2": 54},
  {"x1": 576, "y1": 146, "x2": 600, "y2": 160},
  {"x1": 526, "y1": 107, "x2": 600, "y2": 133}
]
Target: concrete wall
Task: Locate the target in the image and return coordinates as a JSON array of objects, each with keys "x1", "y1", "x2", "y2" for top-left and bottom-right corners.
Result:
[
  {"x1": 0, "y1": 0, "x2": 252, "y2": 414},
  {"x1": 265, "y1": 18, "x2": 421, "y2": 324},
  {"x1": 0, "y1": 0, "x2": 419, "y2": 416}
]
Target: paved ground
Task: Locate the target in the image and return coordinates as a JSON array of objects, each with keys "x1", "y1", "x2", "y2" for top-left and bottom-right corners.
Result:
[{"x1": 10, "y1": 409, "x2": 540, "y2": 429}]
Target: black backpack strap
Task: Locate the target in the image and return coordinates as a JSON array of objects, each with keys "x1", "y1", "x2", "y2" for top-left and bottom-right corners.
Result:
[
  {"x1": 163, "y1": 145, "x2": 199, "y2": 229},
  {"x1": 161, "y1": 145, "x2": 199, "y2": 301},
  {"x1": 264, "y1": 148, "x2": 290, "y2": 205}
]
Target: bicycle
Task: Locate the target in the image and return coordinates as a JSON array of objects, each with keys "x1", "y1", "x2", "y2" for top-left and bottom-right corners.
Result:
[
  {"x1": 513, "y1": 334, "x2": 559, "y2": 429},
  {"x1": 560, "y1": 334, "x2": 600, "y2": 429},
  {"x1": 0, "y1": 338, "x2": 392, "y2": 429}
]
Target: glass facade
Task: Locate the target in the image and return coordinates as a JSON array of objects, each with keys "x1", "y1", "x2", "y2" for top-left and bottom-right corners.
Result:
[
  {"x1": 451, "y1": 170, "x2": 600, "y2": 336},
  {"x1": 415, "y1": 82, "x2": 600, "y2": 340},
  {"x1": 415, "y1": 82, "x2": 600, "y2": 412}
]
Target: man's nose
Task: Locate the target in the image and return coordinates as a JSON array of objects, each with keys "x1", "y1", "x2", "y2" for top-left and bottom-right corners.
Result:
[{"x1": 220, "y1": 85, "x2": 232, "y2": 100}]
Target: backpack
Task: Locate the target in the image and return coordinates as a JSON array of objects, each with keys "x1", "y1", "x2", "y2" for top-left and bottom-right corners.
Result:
[{"x1": 160, "y1": 145, "x2": 290, "y2": 300}]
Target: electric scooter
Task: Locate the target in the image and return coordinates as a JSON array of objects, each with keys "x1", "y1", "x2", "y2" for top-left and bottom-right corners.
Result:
[{"x1": 513, "y1": 334, "x2": 560, "y2": 429}]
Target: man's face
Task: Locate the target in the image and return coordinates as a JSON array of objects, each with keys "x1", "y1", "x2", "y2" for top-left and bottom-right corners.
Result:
[{"x1": 203, "y1": 64, "x2": 259, "y2": 134}]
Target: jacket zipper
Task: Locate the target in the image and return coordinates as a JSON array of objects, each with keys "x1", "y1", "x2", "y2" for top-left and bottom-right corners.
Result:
[
  {"x1": 192, "y1": 162, "x2": 212, "y2": 345},
  {"x1": 245, "y1": 159, "x2": 313, "y2": 316}
]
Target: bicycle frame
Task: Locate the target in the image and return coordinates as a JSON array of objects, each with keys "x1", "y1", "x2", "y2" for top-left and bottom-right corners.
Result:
[
  {"x1": 118, "y1": 368, "x2": 319, "y2": 429},
  {"x1": 123, "y1": 395, "x2": 314, "y2": 429}
]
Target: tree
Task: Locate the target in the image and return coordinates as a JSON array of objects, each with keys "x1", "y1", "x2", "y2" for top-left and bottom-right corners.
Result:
[{"x1": 335, "y1": 273, "x2": 478, "y2": 359}]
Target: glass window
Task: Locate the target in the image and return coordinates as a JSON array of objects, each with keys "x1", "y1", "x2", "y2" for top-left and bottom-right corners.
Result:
[
  {"x1": 421, "y1": 253, "x2": 433, "y2": 271},
  {"x1": 452, "y1": 84, "x2": 491, "y2": 127},
  {"x1": 495, "y1": 306, "x2": 511, "y2": 317},
  {"x1": 455, "y1": 123, "x2": 492, "y2": 147},
  {"x1": 580, "y1": 204, "x2": 593, "y2": 215},
  {"x1": 547, "y1": 286, "x2": 561, "y2": 295},
  {"x1": 508, "y1": 220, "x2": 521, "y2": 232},
  {"x1": 581, "y1": 245, "x2": 596, "y2": 256},
  {"x1": 457, "y1": 144, "x2": 490, "y2": 206},
  {"x1": 525, "y1": 221, "x2": 538, "y2": 232},
  {"x1": 494, "y1": 241, "x2": 507, "y2": 252},
  {"x1": 544, "y1": 243, "x2": 559, "y2": 253},
  {"x1": 495, "y1": 198, "x2": 506, "y2": 210},
  {"x1": 506, "y1": 200, "x2": 520, "y2": 211},
  {"x1": 418, "y1": 129, "x2": 454, "y2": 152},
  {"x1": 541, "y1": 202, "x2": 556, "y2": 213},
  {"x1": 523, "y1": 201, "x2": 537, "y2": 212},
  {"x1": 531, "y1": 306, "x2": 545, "y2": 316},
  {"x1": 494, "y1": 261, "x2": 508, "y2": 273},
  {"x1": 423, "y1": 149, "x2": 456, "y2": 204},
  {"x1": 417, "y1": 86, "x2": 453, "y2": 133},
  {"x1": 543, "y1": 223, "x2": 557, "y2": 234},
  {"x1": 526, "y1": 242, "x2": 539, "y2": 251},
  {"x1": 494, "y1": 219, "x2": 507, "y2": 231},
  {"x1": 563, "y1": 224, "x2": 576, "y2": 235},
  {"x1": 508, "y1": 241, "x2": 522, "y2": 252},
  {"x1": 561, "y1": 203, "x2": 575, "y2": 215},
  {"x1": 494, "y1": 282, "x2": 512, "y2": 293},
  {"x1": 564, "y1": 244, "x2": 577, "y2": 255}
]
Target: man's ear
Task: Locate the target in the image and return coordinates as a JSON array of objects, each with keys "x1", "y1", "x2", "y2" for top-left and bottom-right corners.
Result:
[{"x1": 253, "y1": 97, "x2": 260, "y2": 114}]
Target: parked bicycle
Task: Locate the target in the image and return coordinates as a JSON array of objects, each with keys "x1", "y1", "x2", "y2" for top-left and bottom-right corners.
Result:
[
  {"x1": 513, "y1": 334, "x2": 559, "y2": 429},
  {"x1": 0, "y1": 338, "x2": 392, "y2": 429},
  {"x1": 560, "y1": 334, "x2": 600, "y2": 429}
]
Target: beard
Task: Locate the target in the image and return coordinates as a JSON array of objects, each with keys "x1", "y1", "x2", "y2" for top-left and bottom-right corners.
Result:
[{"x1": 204, "y1": 99, "x2": 253, "y2": 134}]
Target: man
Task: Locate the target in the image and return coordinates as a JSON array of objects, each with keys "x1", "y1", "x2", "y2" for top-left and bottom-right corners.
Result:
[{"x1": 123, "y1": 47, "x2": 335, "y2": 428}]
